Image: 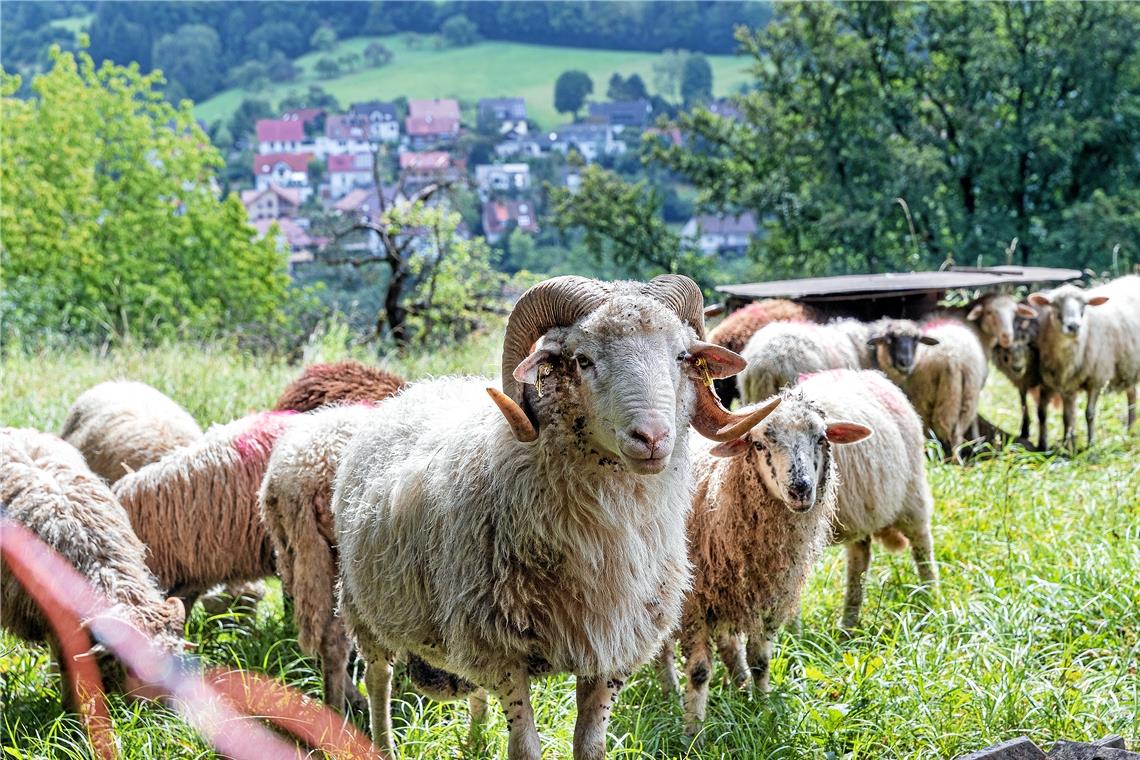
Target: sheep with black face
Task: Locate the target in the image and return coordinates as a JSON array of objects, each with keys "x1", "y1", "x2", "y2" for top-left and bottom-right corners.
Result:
[{"x1": 333, "y1": 275, "x2": 777, "y2": 759}]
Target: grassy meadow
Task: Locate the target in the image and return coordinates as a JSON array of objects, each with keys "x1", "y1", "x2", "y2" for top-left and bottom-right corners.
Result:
[
  {"x1": 194, "y1": 34, "x2": 751, "y2": 129},
  {"x1": 1, "y1": 331, "x2": 1137, "y2": 758}
]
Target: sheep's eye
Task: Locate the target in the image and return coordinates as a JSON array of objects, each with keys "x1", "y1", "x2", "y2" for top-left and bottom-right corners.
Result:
[{"x1": 576, "y1": 354, "x2": 594, "y2": 370}]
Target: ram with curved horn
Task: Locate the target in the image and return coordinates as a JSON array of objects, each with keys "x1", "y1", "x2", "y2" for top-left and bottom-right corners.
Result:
[{"x1": 334, "y1": 275, "x2": 775, "y2": 759}]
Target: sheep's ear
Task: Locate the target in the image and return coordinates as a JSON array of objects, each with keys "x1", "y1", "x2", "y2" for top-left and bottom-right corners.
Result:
[
  {"x1": 685, "y1": 341, "x2": 747, "y2": 379},
  {"x1": 1016, "y1": 303, "x2": 1038, "y2": 318},
  {"x1": 1087, "y1": 296, "x2": 1109, "y2": 307},
  {"x1": 710, "y1": 437, "x2": 751, "y2": 458},
  {"x1": 866, "y1": 335, "x2": 886, "y2": 347},
  {"x1": 824, "y1": 421, "x2": 873, "y2": 444},
  {"x1": 966, "y1": 305, "x2": 984, "y2": 321},
  {"x1": 919, "y1": 335, "x2": 940, "y2": 346},
  {"x1": 513, "y1": 344, "x2": 561, "y2": 384},
  {"x1": 1027, "y1": 292, "x2": 1051, "y2": 307},
  {"x1": 164, "y1": 596, "x2": 186, "y2": 627}
]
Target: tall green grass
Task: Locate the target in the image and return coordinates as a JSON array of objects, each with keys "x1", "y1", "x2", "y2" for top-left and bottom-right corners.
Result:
[{"x1": 2, "y1": 336, "x2": 1137, "y2": 758}]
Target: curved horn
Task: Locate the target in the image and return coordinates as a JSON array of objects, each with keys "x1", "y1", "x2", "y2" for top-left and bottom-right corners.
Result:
[
  {"x1": 691, "y1": 384, "x2": 781, "y2": 442},
  {"x1": 642, "y1": 274, "x2": 706, "y2": 339},
  {"x1": 500, "y1": 275, "x2": 609, "y2": 408},
  {"x1": 486, "y1": 388, "x2": 537, "y2": 442}
]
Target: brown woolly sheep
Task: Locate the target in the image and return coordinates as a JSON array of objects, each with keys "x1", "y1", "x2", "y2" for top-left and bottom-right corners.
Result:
[
  {"x1": 111, "y1": 411, "x2": 296, "y2": 609},
  {"x1": 708, "y1": 299, "x2": 822, "y2": 407},
  {"x1": 655, "y1": 386, "x2": 872, "y2": 734},
  {"x1": 61, "y1": 380, "x2": 203, "y2": 484},
  {"x1": 992, "y1": 305, "x2": 1056, "y2": 449},
  {"x1": 1, "y1": 429, "x2": 185, "y2": 696},
  {"x1": 273, "y1": 361, "x2": 407, "y2": 413}
]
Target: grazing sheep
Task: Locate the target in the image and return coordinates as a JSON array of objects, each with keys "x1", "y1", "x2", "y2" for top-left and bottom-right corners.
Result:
[
  {"x1": 992, "y1": 306, "x2": 1056, "y2": 450},
  {"x1": 334, "y1": 275, "x2": 777, "y2": 758},
  {"x1": 258, "y1": 403, "x2": 372, "y2": 713},
  {"x1": 273, "y1": 361, "x2": 407, "y2": 413},
  {"x1": 869, "y1": 318, "x2": 987, "y2": 459},
  {"x1": 60, "y1": 380, "x2": 203, "y2": 485},
  {"x1": 739, "y1": 319, "x2": 873, "y2": 404},
  {"x1": 1028, "y1": 275, "x2": 1140, "y2": 449},
  {"x1": 111, "y1": 411, "x2": 296, "y2": 608},
  {"x1": 1, "y1": 429, "x2": 185, "y2": 694},
  {"x1": 708, "y1": 299, "x2": 821, "y2": 408},
  {"x1": 654, "y1": 382, "x2": 873, "y2": 734}
]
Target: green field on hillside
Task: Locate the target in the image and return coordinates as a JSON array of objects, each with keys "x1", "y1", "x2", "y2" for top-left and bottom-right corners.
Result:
[
  {"x1": 195, "y1": 34, "x2": 751, "y2": 129},
  {"x1": 2, "y1": 332, "x2": 1137, "y2": 758}
]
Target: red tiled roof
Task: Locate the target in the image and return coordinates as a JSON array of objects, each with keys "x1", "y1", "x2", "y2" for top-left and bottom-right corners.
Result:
[
  {"x1": 242, "y1": 185, "x2": 301, "y2": 208},
  {"x1": 399, "y1": 151, "x2": 452, "y2": 170},
  {"x1": 325, "y1": 114, "x2": 368, "y2": 141},
  {"x1": 482, "y1": 200, "x2": 539, "y2": 236},
  {"x1": 256, "y1": 119, "x2": 304, "y2": 143},
  {"x1": 327, "y1": 152, "x2": 373, "y2": 173},
  {"x1": 281, "y1": 108, "x2": 324, "y2": 124},
  {"x1": 254, "y1": 152, "x2": 314, "y2": 174},
  {"x1": 254, "y1": 217, "x2": 313, "y2": 249},
  {"x1": 408, "y1": 98, "x2": 461, "y2": 120},
  {"x1": 405, "y1": 115, "x2": 460, "y2": 137}
]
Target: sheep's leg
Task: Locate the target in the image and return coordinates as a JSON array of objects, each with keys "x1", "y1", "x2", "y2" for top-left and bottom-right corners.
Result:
[
  {"x1": 465, "y1": 688, "x2": 491, "y2": 752},
  {"x1": 714, "y1": 632, "x2": 750, "y2": 690},
  {"x1": 1085, "y1": 386, "x2": 1100, "y2": 447},
  {"x1": 573, "y1": 674, "x2": 625, "y2": 760},
  {"x1": 1037, "y1": 389, "x2": 1050, "y2": 451},
  {"x1": 680, "y1": 627, "x2": 712, "y2": 735},
  {"x1": 841, "y1": 538, "x2": 872, "y2": 632},
  {"x1": 744, "y1": 628, "x2": 774, "y2": 693},
  {"x1": 497, "y1": 668, "x2": 540, "y2": 760},
  {"x1": 1018, "y1": 387, "x2": 1031, "y2": 441},
  {"x1": 363, "y1": 652, "x2": 395, "y2": 756},
  {"x1": 905, "y1": 523, "x2": 939, "y2": 591},
  {"x1": 1062, "y1": 393, "x2": 1077, "y2": 451},
  {"x1": 1126, "y1": 387, "x2": 1136, "y2": 431},
  {"x1": 655, "y1": 641, "x2": 680, "y2": 697}
]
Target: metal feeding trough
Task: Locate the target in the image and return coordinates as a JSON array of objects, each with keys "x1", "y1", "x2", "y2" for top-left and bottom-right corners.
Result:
[{"x1": 712, "y1": 265, "x2": 1083, "y2": 320}]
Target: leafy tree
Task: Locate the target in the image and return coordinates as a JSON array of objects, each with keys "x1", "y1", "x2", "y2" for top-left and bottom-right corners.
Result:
[
  {"x1": 337, "y1": 52, "x2": 362, "y2": 73},
  {"x1": 440, "y1": 14, "x2": 481, "y2": 47},
  {"x1": 248, "y1": 21, "x2": 307, "y2": 59},
  {"x1": 265, "y1": 50, "x2": 299, "y2": 83},
  {"x1": 229, "y1": 97, "x2": 274, "y2": 144},
  {"x1": 151, "y1": 24, "x2": 223, "y2": 102},
  {"x1": 1, "y1": 47, "x2": 290, "y2": 345},
  {"x1": 227, "y1": 60, "x2": 268, "y2": 91},
  {"x1": 363, "y1": 41, "x2": 394, "y2": 67},
  {"x1": 548, "y1": 164, "x2": 711, "y2": 284},
  {"x1": 554, "y1": 70, "x2": 593, "y2": 120},
  {"x1": 279, "y1": 85, "x2": 340, "y2": 113},
  {"x1": 88, "y1": 15, "x2": 151, "y2": 70},
  {"x1": 606, "y1": 72, "x2": 649, "y2": 102},
  {"x1": 680, "y1": 53, "x2": 712, "y2": 107},
  {"x1": 314, "y1": 56, "x2": 341, "y2": 80},
  {"x1": 652, "y1": 49, "x2": 687, "y2": 101},
  {"x1": 310, "y1": 26, "x2": 338, "y2": 52}
]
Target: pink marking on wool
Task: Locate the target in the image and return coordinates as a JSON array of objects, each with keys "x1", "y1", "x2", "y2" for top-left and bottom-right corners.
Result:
[
  {"x1": 798, "y1": 368, "x2": 849, "y2": 384},
  {"x1": 232, "y1": 411, "x2": 296, "y2": 463},
  {"x1": 866, "y1": 373, "x2": 909, "y2": 415},
  {"x1": 921, "y1": 318, "x2": 959, "y2": 333}
]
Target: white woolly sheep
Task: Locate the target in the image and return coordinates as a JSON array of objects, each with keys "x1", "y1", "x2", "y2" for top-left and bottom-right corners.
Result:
[
  {"x1": 964, "y1": 292, "x2": 1037, "y2": 355},
  {"x1": 61, "y1": 380, "x2": 203, "y2": 485},
  {"x1": 869, "y1": 318, "x2": 987, "y2": 459},
  {"x1": 111, "y1": 411, "x2": 296, "y2": 609},
  {"x1": 0, "y1": 428, "x2": 185, "y2": 697},
  {"x1": 258, "y1": 403, "x2": 372, "y2": 714},
  {"x1": 738, "y1": 319, "x2": 873, "y2": 404},
  {"x1": 1028, "y1": 275, "x2": 1140, "y2": 449},
  {"x1": 654, "y1": 379, "x2": 874, "y2": 734},
  {"x1": 333, "y1": 275, "x2": 778, "y2": 759}
]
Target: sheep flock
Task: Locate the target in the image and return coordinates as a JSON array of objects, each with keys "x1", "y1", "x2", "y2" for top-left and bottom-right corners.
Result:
[{"x1": 1, "y1": 273, "x2": 1137, "y2": 758}]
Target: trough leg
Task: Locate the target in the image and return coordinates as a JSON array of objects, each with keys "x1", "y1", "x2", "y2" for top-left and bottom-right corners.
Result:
[
  {"x1": 1085, "y1": 385, "x2": 1100, "y2": 448},
  {"x1": 573, "y1": 674, "x2": 625, "y2": 760},
  {"x1": 841, "y1": 538, "x2": 872, "y2": 632},
  {"x1": 680, "y1": 626, "x2": 712, "y2": 735},
  {"x1": 655, "y1": 641, "x2": 680, "y2": 697},
  {"x1": 498, "y1": 667, "x2": 541, "y2": 760}
]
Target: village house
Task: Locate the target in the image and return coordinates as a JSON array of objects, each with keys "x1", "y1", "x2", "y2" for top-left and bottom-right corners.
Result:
[
  {"x1": 252, "y1": 217, "x2": 320, "y2": 268},
  {"x1": 544, "y1": 123, "x2": 626, "y2": 162},
  {"x1": 682, "y1": 212, "x2": 759, "y2": 255},
  {"x1": 588, "y1": 99, "x2": 653, "y2": 129},
  {"x1": 333, "y1": 185, "x2": 404, "y2": 221},
  {"x1": 473, "y1": 163, "x2": 531, "y2": 198},
  {"x1": 327, "y1": 152, "x2": 375, "y2": 199},
  {"x1": 280, "y1": 108, "x2": 326, "y2": 137},
  {"x1": 477, "y1": 97, "x2": 528, "y2": 136},
  {"x1": 253, "y1": 152, "x2": 314, "y2": 199},
  {"x1": 482, "y1": 199, "x2": 539, "y2": 244},
  {"x1": 241, "y1": 185, "x2": 302, "y2": 222},
  {"x1": 256, "y1": 118, "x2": 305, "y2": 153},
  {"x1": 349, "y1": 101, "x2": 401, "y2": 143},
  {"x1": 405, "y1": 98, "x2": 461, "y2": 149},
  {"x1": 399, "y1": 151, "x2": 464, "y2": 192},
  {"x1": 494, "y1": 135, "x2": 544, "y2": 159},
  {"x1": 318, "y1": 114, "x2": 372, "y2": 157}
]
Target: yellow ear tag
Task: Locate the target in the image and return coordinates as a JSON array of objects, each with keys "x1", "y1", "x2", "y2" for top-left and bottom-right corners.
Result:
[
  {"x1": 535, "y1": 362, "x2": 554, "y2": 398},
  {"x1": 695, "y1": 357, "x2": 714, "y2": 387}
]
